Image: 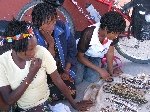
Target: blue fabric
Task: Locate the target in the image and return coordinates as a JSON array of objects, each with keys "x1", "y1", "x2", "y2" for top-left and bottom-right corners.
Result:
[
  {"x1": 36, "y1": 20, "x2": 77, "y2": 79},
  {"x1": 75, "y1": 55, "x2": 102, "y2": 84},
  {"x1": 34, "y1": 29, "x2": 47, "y2": 48},
  {"x1": 54, "y1": 32, "x2": 65, "y2": 68},
  {"x1": 64, "y1": 22, "x2": 70, "y2": 40}
]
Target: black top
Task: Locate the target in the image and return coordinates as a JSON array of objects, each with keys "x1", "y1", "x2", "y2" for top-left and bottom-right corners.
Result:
[{"x1": 77, "y1": 26, "x2": 119, "y2": 53}]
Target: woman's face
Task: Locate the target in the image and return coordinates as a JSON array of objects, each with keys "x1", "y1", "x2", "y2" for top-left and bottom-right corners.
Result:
[
  {"x1": 16, "y1": 35, "x2": 37, "y2": 61},
  {"x1": 105, "y1": 31, "x2": 120, "y2": 40},
  {"x1": 40, "y1": 17, "x2": 56, "y2": 34}
]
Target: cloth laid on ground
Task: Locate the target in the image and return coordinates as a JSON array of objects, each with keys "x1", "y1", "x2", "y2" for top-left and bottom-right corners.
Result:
[
  {"x1": 81, "y1": 74, "x2": 150, "y2": 112},
  {"x1": 49, "y1": 103, "x2": 71, "y2": 112}
]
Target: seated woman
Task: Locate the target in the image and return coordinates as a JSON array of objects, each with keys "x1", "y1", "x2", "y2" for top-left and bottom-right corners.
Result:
[
  {"x1": 31, "y1": 3, "x2": 77, "y2": 100},
  {"x1": 0, "y1": 20, "x2": 93, "y2": 111},
  {"x1": 75, "y1": 11, "x2": 126, "y2": 84}
]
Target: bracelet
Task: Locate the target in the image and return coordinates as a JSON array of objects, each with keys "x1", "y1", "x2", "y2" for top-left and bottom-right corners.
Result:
[{"x1": 24, "y1": 80, "x2": 31, "y2": 86}]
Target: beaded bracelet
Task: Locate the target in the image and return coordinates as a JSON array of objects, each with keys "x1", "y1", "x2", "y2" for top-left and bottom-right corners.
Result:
[{"x1": 24, "y1": 79, "x2": 31, "y2": 86}]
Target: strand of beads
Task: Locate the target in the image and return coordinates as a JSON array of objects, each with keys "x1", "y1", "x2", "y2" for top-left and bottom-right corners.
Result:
[
  {"x1": 104, "y1": 95, "x2": 138, "y2": 112},
  {"x1": 122, "y1": 77, "x2": 150, "y2": 89},
  {"x1": 103, "y1": 83, "x2": 148, "y2": 105}
]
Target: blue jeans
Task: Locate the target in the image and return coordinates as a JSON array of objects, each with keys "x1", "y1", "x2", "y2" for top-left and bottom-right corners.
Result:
[{"x1": 75, "y1": 55, "x2": 102, "y2": 84}]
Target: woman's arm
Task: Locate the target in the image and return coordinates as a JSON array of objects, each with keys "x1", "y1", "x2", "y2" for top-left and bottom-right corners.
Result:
[
  {"x1": 0, "y1": 93, "x2": 10, "y2": 110},
  {"x1": 39, "y1": 28, "x2": 55, "y2": 57},
  {"x1": 64, "y1": 62, "x2": 71, "y2": 74},
  {"x1": 50, "y1": 70, "x2": 76, "y2": 107},
  {"x1": 0, "y1": 76, "x2": 38, "y2": 106},
  {"x1": 49, "y1": 70, "x2": 93, "y2": 111},
  {"x1": 65, "y1": 33, "x2": 77, "y2": 73},
  {"x1": 106, "y1": 46, "x2": 123, "y2": 76},
  {"x1": 0, "y1": 58, "x2": 42, "y2": 105},
  {"x1": 77, "y1": 52, "x2": 110, "y2": 80},
  {"x1": 77, "y1": 52, "x2": 100, "y2": 71},
  {"x1": 106, "y1": 45, "x2": 114, "y2": 75}
]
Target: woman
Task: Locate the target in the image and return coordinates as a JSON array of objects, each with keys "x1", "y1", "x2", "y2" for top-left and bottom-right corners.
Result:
[
  {"x1": 76, "y1": 11, "x2": 126, "y2": 84},
  {"x1": 31, "y1": 3, "x2": 77, "y2": 101},
  {"x1": 0, "y1": 20, "x2": 93, "y2": 111}
]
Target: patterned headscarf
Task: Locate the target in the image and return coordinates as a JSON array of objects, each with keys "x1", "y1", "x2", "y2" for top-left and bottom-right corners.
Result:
[{"x1": 0, "y1": 26, "x2": 34, "y2": 46}]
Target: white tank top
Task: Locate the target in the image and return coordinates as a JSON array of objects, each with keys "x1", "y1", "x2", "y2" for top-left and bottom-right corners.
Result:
[{"x1": 85, "y1": 22, "x2": 112, "y2": 58}]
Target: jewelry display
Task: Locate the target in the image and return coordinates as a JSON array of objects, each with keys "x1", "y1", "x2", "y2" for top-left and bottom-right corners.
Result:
[
  {"x1": 103, "y1": 95, "x2": 138, "y2": 112},
  {"x1": 83, "y1": 74, "x2": 150, "y2": 112},
  {"x1": 99, "y1": 74, "x2": 150, "y2": 112},
  {"x1": 122, "y1": 77, "x2": 150, "y2": 89},
  {"x1": 103, "y1": 83, "x2": 148, "y2": 105}
]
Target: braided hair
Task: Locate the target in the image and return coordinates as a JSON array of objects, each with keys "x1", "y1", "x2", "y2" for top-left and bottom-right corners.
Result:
[
  {"x1": 3, "y1": 19, "x2": 34, "y2": 53},
  {"x1": 100, "y1": 11, "x2": 126, "y2": 33},
  {"x1": 31, "y1": 2, "x2": 57, "y2": 28}
]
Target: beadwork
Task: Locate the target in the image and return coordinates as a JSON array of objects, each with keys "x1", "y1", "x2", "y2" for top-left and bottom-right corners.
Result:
[
  {"x1": 6, "y1": 26, "x2": 34, "y2": 42},
  {"x1": 103, "y1": 83, "x2": 148, "y2": 105},
  {"x1": 24, "y1": 79, "x2": 31, "y2": 86}
]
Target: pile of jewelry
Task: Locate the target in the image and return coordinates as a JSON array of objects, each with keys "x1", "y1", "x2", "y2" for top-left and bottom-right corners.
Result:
[
  {"x1": 103, "y1": 83, "x2": 148, "y2": 105},
  {"x1": 100, "y1": 95, "x2": 139, "y2": 112},
  {"x1": 122, "y1": 77, "x2": 150, "y2": 89},
  {"x1": 98, "y1": 74, "x2": 150, "y2": 112}
]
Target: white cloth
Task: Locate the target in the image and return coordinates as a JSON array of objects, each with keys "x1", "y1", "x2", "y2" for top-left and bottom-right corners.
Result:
[
  {"x1": 50, "y1": 103, "x2": 71, "y2": 112},
  {"x1": 85, "y1": 22, "x2": 112, "y2": 58}
]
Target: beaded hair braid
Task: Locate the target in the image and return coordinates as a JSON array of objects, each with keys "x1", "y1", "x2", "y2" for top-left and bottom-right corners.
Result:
[
  {"x1": 1, "y1": 19, "x2": 35, "y2": 53},
  {"x1": 6, "y1": 26, "x2": 34, "y2": 43}
]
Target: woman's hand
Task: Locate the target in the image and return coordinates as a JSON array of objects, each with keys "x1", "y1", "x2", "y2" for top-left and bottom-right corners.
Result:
[
  {"x1": 64, "y1": 69, "x2": 70, "y2": 75},
  {"x1": 61, "y1": 72, "x2": 70, "y2": 80},
  {"x1": 39, "y1": 28, "x2": 55, "y2": 47},
  {"x1": 98, "y1": 68, "x2": 111, "y2": 81},
  {"x1": 73, "y1": 100, "x2": 94, "y2": 111},
  {"x1": 64, "y1": 62, "x2": 71, "y2": 75},
  {"x1": 112, "y1": 67, "x2": 123, "y2": 77},
  {"x1": 39, "y1": 23, "x2": 56, "y2": 56},
  {"x1": 29, "y1": 58, "x2": 42, "y2": 77}
]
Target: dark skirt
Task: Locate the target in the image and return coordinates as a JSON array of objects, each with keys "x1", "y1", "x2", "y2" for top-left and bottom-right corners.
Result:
[
  {"x1": 47, "y1": 74, "x2": 76, "y2": 102},
  {"x1": 15, "y1": 99, "x2": 52, "y2": 112}
]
